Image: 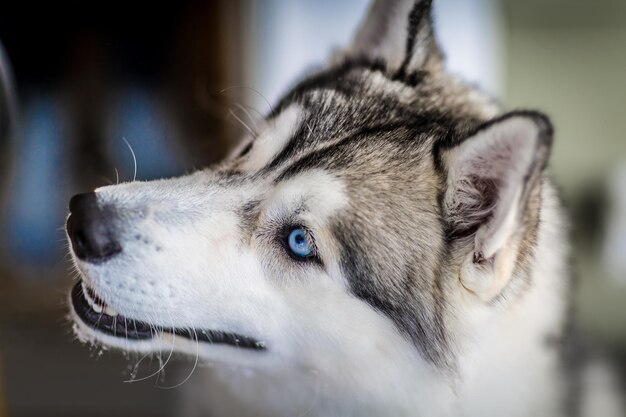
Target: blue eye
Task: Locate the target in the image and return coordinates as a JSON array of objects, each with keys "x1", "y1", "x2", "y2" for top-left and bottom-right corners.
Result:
[{"x1": 287, "y1": 227, "x2": 314, "y2": 258}]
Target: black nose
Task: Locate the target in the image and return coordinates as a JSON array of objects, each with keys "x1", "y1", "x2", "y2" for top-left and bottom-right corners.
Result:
[{"x1": 67, "y1": 192, "x2": 122, "y2": 263}]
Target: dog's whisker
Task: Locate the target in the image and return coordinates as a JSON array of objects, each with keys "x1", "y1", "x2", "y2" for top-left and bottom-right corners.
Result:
[
  {"x1": 232, "y1": 102, "x2": 260, "y2": 132},
  {"x1": 238, "y1": 102, "x2": 265, "y2": 120},
  {"x1": 160, "y1": 310, "x2": 177, "y2": 382},
  {"x1": 220, "y1": 85, "x2": 273, "y2": 114},
  {"x1": 229, "y1": 108, "x2": 257, "y2": 138},
  {"x1": 130, "y1": 312, "x2": 176, "y2": 384},
  {"x1": 160, "y1": 319, "x2": 199, "y2": 389},
  {"x1": 121, "y1": 136, "x2": 138, "y2": 182},
  {"x1": 126, "y1": 351, "x2": 152, "y2": 383}
]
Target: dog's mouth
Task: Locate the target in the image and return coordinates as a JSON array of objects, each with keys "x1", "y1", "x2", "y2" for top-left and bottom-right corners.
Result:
[{"x1": 70, "y1": 281, "x2": 266, "y2": 350}]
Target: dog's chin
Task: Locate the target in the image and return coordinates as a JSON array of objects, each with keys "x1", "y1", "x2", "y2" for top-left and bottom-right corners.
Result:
[{"x1": 68, "y1": 280, "x2": 268, "y2": 360}]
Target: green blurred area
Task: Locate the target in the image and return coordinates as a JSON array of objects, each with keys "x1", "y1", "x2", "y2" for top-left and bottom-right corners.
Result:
[{"x1": 504, "y1": 0, "x2": 626, "y2": 345}]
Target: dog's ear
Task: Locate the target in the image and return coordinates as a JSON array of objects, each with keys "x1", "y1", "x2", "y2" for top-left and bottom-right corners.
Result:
[
  {"x1": 441, "y1": 112, "x2": 553, "y2": 301},
  {"x1": 345, "y1": 0, "x2": 442, "y2": 74}
]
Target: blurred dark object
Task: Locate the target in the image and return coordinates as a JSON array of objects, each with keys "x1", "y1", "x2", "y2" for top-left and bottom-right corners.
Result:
[
  {"x1": 569, "y1": 181, "x2": 609, "y2": 251},
  {"x1": 0, "y1": 40, "x2": 16, "y2": 147},
  {"x1": 0, "y1": 2, "x2": 248, "y2": 416},
  {"x1": 0, "y1": 39, "x2": 17, "y2": 233},
  {"x1": 0, "y1": 1, "x2": 236, "y2": 181},
  {"x1": 0, "y1": 1, "x2": 250, "y2": 271}
]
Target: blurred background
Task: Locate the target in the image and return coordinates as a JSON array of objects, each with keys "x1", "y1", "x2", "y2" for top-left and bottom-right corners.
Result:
[{"x1": 0, "y1": 0, "x2": 625, "y2": 416}]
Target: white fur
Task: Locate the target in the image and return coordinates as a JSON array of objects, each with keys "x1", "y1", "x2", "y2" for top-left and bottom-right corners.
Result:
[
  {"x1": 72, "y1": 167, "x2": 459, "y2": 416},
  {"x1": 70, "y1": 166, "x2": 575, "y2": 417},
  {"x1": 239, "y1": 104, "x2": 302, "y2": 171},
  {"x1": 66, "y1": 1, "x2": 602, "y2": 414},
  {"x1": 454, "y1": 183, "x2": 569, "y2": 417}
]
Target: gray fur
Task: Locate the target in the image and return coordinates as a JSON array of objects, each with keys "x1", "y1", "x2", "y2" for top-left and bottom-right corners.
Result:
[
  {"x1": 218, "y1": 23, "x2": 531, "y2": 369},
  {"x1": 67, "y1": 1, "x2": 608, "y2": 416}
]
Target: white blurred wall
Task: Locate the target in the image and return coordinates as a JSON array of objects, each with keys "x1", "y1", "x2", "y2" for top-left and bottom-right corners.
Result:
[{"x1": 243, "y1": 0, "x2": 505, "y2": 108}]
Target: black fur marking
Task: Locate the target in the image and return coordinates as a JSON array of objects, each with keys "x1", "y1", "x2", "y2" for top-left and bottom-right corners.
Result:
[
  {"x1": 334, "y1": 220, "x2": 450, "y2": 368},
  {"x1": 264, "y1": 118, "x2": 455, "y2": 367},
  {"x1": 263, "y1": 123, "x2": 314, "y2": 174},
  {"x1": 237, "y1": 141, "x2": 254, "y2": 159},
  {"x1": 394, "y1": 0, "x2": 433, "y2": 80},
  {"x1": 239, "y1": 199, "x2": 262, "y2": 238},
  {"x1": 273, "y1": 118, "x2": 452, "y2": 184},
  {"x1": 213, "y1": 170, "x2": 247, "y2": 188},
  {"x1": 401, "y1": 70, "x2": 428, "y2": 87},
  {"x1": 269, "y1": 58, "x2": 388, "y2": 119},
  {"x1": 269, "y1": 54, "x2": 433, "y2": 125},
  {"x1": 433, "y1": 110, "x2": 553, "y2": 173},
  {"x1": 272, "y1": 123, "x2": 408, "y2": 182}
]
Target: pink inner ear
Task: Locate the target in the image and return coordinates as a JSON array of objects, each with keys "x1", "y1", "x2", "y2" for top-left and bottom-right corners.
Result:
[
  {"x1": 464, "y1": 137, "x2": 518, "y2": 178},
  {"x1": 444, "y1": 115, "x2": 545, "y2": 244},
  {"x1": 446, "y1": 174, "x2": 500, "y2": 239}
]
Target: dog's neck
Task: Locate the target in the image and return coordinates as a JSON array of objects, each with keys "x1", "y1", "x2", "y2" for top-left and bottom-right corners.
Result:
[{"x1": 454, "y1": 180, "x2": 570, "y2": 416}]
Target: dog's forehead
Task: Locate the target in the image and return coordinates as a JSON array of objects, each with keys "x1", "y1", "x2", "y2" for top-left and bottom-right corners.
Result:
[
  {"x1": 234, "y1": 75, "x2": 401, "y2": 174},
  {"x1": 235, "y1": 65, "x2": 492, "y2": 181},
  {"x1": 221, "y1": 63, "x2": 497, "y2": 227}
]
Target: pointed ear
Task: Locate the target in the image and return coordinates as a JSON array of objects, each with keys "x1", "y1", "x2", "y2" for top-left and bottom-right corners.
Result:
[
  {"x1": 441, "y1": 112, "x2": 553, "y2": 301},
  {"x1": 345, "y1": 0, "x2": 442, "y2": 75}
]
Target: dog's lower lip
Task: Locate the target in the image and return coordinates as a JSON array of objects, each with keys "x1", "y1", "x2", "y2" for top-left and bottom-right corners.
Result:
[{"x1": 70, "y1": 282, "x2": 266, "y2": 350}]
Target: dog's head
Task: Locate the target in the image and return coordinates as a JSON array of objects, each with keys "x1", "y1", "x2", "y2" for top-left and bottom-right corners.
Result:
[{"x1": 67, "y1": 0, "x2": 553, "y2": 410}]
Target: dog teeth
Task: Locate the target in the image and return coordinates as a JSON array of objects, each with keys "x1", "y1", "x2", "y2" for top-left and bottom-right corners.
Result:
[
  {"x1": 81, "y1": 281, "x2": 117, "y2": 316},
  {"x1": 82, "y1": 282, "x2": 98, "y2": 309},
  {"x1": 104, "y1": 305, "x2": 118, "y2": 317}
]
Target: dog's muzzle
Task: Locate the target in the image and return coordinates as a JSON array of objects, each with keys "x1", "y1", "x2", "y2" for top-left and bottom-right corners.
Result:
[{"x1": 66, "y1": 193, "x2": 267, "y2": 351}]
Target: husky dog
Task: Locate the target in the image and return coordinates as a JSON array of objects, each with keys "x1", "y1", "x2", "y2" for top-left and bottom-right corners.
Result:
[{"x1": 66, "y1": 1, "x2": 621, "y2": 416}]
